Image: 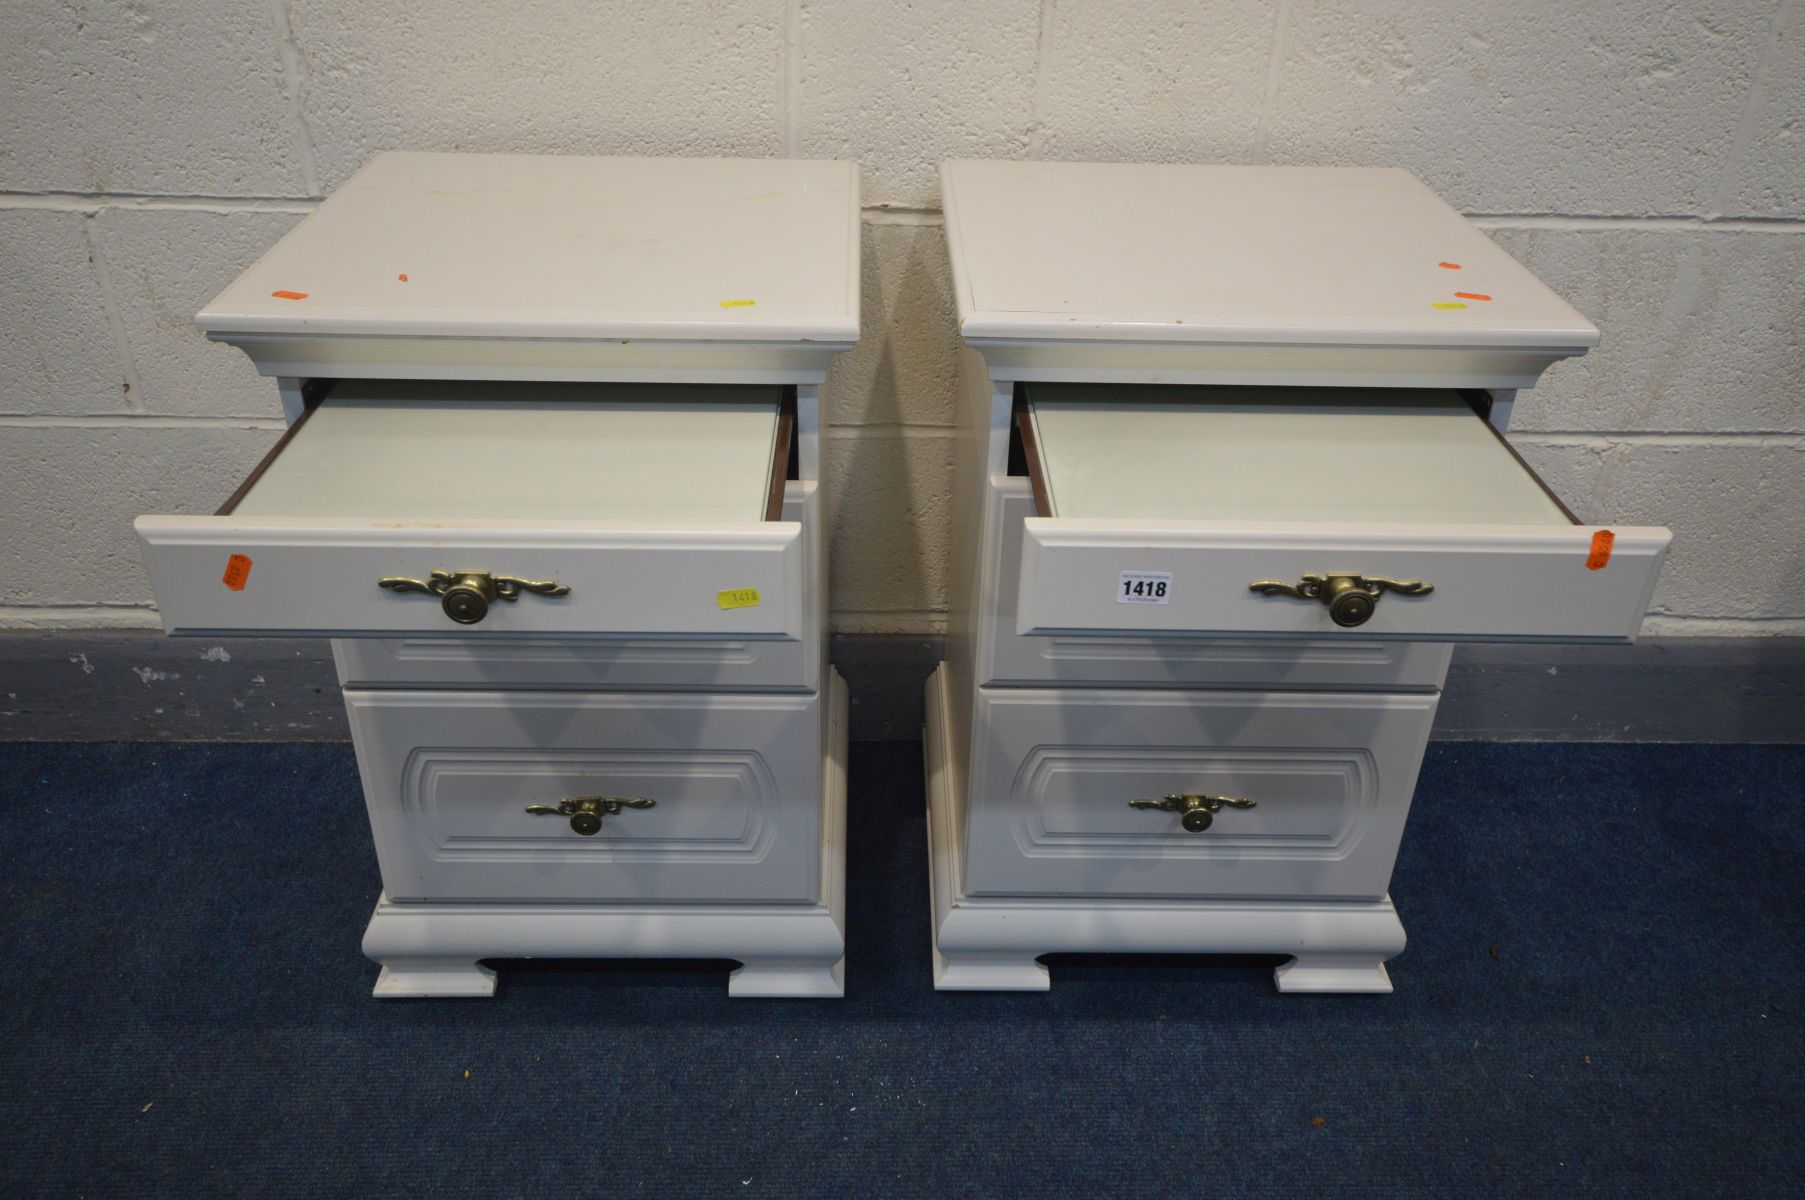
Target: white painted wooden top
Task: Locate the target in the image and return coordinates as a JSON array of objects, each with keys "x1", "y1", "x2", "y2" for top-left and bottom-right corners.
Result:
[
  {"x1": 1027, "y1": 385, "x2": 1572, "y2": 526},
  {"x1": 199, "y1": 153, "x2": 860, "y2": 344},
  {"x1": 233, "y1": 381, "x2": 781, "y2": 523},
  {"x1": 942, "y1": 161, "x2": 1597, "y2": 351}
]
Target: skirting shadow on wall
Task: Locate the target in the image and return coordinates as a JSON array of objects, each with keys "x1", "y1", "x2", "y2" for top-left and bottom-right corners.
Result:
[{"x1": 2, "y1": 631, "x2": 1800, "y2": 744}]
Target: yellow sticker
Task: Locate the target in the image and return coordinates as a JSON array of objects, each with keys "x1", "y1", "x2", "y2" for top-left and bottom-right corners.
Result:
[
  {"x1": 1432, "y1": 301, "x2": 1468, "y2": 310},
  {"x1": 717, "y1": 587, "x2": 761, "y2": 610},
  {"x1": 719, "y1": 298, "x2": 757, "y2": 308}
]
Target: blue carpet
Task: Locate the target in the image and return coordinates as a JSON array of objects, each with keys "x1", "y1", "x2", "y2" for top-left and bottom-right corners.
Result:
[{"x1": 0, "y1": 740, "x2": 1799, "y2": 1198}]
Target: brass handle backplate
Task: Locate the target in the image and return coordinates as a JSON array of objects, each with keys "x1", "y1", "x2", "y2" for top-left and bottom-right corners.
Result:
[
  {"x1": 1129, "y1": 792, "x2": 1256, "y2": 833},
  {"x1": 378, "y1": 569, "x2": 570, "y2": 625},
  {"x1": 1249, "y1": 572, "x2": 1432, "y2": 628},
  {"x1": 525, "y1": 795, "x2": 656, "y2": 836}
]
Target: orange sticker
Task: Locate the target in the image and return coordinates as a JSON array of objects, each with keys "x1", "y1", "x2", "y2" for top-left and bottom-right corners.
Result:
[
  {"x1": 1438, "y1": 261, "x2": 1462, "y2": 270},
  {"x1": 1586, "y1": 530, "x2": 1614, "y2": 571},
  {"x1": 270, "y1": 290, "x2": 309, "y2": 300},
  {"x1": 1454, "y1": 291, "x2": 1493, "y2": 301},
  {"x1": 397, "y1": 273, "x2": 409, "y2": 282},
  {"x1": 222, "y1": 553, "x2": 253, "y2": 591}
]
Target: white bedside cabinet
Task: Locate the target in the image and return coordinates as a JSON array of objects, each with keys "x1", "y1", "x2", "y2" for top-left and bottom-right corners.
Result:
[
  {"x1": 928, "y1": 160, "x2": 1670, "y2": 994},
  {"x1": 133, "y1": 153, "x2": 860, "y2": 999}
]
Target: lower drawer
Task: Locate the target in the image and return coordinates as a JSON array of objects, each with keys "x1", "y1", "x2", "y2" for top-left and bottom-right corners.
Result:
[
  {"x1": 345, "y1": 689, "x2": 823, "y2": 904},
  {"x1": 981, "y1": 480, "x2": 1451, "y2": 690},
  {"x1": 963, "y1": 685, "x2": 1438, "y2": 900}
]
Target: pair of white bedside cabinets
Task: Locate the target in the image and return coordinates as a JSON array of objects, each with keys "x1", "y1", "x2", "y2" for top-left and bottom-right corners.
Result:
[{"x1": 134, "y1": 153, "x2": 1669, "y2": 1000}]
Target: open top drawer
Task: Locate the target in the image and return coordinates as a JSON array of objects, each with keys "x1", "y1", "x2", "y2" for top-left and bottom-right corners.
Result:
[
  {"x1": 136, "y1": 380, "x2": 803, "y2": 639},
  {"x1": 1015, "y1": 384, "x2": 1668, "y2": 643}
]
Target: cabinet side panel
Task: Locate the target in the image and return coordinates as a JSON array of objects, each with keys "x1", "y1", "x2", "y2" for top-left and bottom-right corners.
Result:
[{"x1": 943, "y1": 349, "x2": 1009, "y2": 875}]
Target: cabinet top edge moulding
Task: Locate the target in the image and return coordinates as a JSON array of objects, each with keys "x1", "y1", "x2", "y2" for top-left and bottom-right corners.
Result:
[
  {"x1": 201, "y1": 153, "x2": 862, "y2": 383},
  {"x1": 939, "y1": 161, "x2": 1594, "y2": 389}
]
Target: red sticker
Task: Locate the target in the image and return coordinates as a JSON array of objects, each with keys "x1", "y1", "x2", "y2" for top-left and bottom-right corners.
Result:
[
  {"x1": 1454, "y1": 292, "x2": 1493, "y2": 301},
  {"x1": 1586, "y1": 530, "x2": 1614, "y2": 571},
  {"x1": 222, "y1": 553, "x2": 253, "y2": 590}
]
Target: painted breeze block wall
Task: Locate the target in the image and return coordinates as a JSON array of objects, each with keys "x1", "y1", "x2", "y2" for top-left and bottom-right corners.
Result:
[{"x1": 2, "y1": 0, "x2": 1801, "y2": 637}]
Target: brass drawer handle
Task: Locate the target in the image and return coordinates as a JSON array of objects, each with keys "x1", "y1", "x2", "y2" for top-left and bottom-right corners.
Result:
[
  {"x1": 1130, "y1": 792, "x2": 1256, "y2": 833},
  {"x1": 378, "y1": 569, "x2": 570, "y2": 625},
  {"x1": 1249, "y1": 572, "x2": 1432, "y2": 628},
  {"x1": 525, "y1": 795, "x2": 656, "y2": 836}
]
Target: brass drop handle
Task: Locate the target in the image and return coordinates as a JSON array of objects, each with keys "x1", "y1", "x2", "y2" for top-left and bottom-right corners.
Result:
[
  {"x1": 525, "y1": 795, "x2": 656, "y2": 836},
  {"x1": 1129, "y1": 792, "x2": 1256, "y2": 833},
  {"x1": 1249, "y1": 573, "x2": 1432, "y2": 628},
  {"x1": 378, "y1": 569, "x2": 570, "y2": 625}
]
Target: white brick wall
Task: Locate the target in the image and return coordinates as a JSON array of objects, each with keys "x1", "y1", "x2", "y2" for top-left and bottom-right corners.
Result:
[{"x1": 1, "y1": 0, "x2": 1800, "y2": 636}]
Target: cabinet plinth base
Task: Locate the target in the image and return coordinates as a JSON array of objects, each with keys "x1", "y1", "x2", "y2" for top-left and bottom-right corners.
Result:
[
  {"x1": 728, "y1": 958, "x2": 846, "y2": 998},
  {"x1": 924, "y1": 664, "x2": 1407, "y2": 994},
  {"x1": 931, "y1": 948, "x2": 1051, "y2": 992},
  {"x1": 373, "y1": 959, "x2": 498, "y2": 998},
  {"x1": 362, "y1": 670, "x2": 848, "y2": 1000},
  {"x1": 1273, "y1": 955, "x2": 1394, "y2": 994}
]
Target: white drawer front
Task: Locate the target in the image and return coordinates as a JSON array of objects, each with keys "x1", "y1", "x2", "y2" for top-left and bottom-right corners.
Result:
[
  {"x1": 964, "y1": 687, "x2": 1437, "y2": 900},
  {"x1": 1017, "y1": 519, "x2": 1667, "y2": 643},
  {"x1": 332, "y1": 484, "x2": 821, "y2": 690},
  {"x1": 136, "y1": 383, "x2": 802, "y2": 640},
  {"x1": 1016, "y1": 387, "x2": 1670, "y2": 644},
  {"x1": 139, "y1": 517, "x2": 804, "y2": 640},
  {"x1": 346, "y1": 690, "x2": 822, "y2": 904},
  {"x1": 983, "y1": 481, "x2": 1450, "y2": 689}
]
